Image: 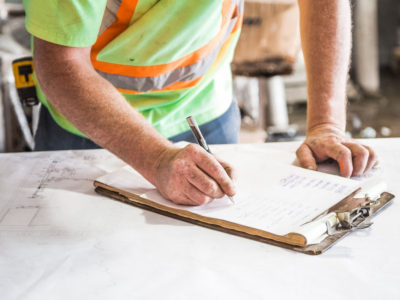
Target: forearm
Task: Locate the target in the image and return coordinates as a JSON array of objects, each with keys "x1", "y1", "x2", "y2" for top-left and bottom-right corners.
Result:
[
  {"x1": 33, "y1": 39, "x2": 172, "y2": 184},
  {"x1": 298, "y1": 0, "x2": 352, "y2": 131}
]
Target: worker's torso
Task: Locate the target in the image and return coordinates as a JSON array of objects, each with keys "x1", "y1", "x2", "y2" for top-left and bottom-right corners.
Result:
[{"x1": 37, "y1": 0, "x2": 243, "y2": 138}]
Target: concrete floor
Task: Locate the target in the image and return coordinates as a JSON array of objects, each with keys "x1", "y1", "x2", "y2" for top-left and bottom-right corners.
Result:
[{"x1": 239, "y1": 71, "x2": 400, "y2": 143}]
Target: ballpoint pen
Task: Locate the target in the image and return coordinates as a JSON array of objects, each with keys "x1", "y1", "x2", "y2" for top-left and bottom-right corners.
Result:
[{"x1": 186, "y1": 116, "x2": 235, "y2": 204}]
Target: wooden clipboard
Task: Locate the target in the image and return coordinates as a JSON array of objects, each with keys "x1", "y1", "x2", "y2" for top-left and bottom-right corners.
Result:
[{"x1": 94, "y1": 180, "x2": 394, "y2": 255}]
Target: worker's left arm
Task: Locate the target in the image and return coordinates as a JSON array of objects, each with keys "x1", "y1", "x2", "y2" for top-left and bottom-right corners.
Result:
[{"x1": 296, "y1": 0, "x2": 378, "y2": 177}]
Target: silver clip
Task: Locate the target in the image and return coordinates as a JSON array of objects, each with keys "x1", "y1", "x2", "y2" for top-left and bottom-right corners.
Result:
[
  {"x1": 329, "y1": 198, "x2": 379, "y2": 235},
  {"x1": 326, "y1": 220, "x2": 336, "y2": 235}
]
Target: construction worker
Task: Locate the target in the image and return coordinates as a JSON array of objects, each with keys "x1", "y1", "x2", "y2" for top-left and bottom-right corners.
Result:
[{"x1": 23, "y1": 0, "x2": 377, "y2": 205}]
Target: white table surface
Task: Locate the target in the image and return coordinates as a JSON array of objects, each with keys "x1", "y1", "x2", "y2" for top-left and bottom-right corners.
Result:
[{"x1": 0, "y1": 139, "x2": 399, "y2": 300}]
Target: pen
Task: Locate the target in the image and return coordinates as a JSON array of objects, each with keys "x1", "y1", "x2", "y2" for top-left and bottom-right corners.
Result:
[{"x1": 186, "y1": 116, "x2": 235, "y2": 204}]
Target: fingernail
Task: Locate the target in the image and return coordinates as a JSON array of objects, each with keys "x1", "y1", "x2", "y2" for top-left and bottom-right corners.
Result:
[{"x1": 307, "y1": 166, "x2": 315, "y2": 170}]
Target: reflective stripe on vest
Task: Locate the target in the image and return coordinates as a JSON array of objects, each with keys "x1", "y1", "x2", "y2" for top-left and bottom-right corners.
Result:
[{"x1": 91, "y1": 0, "x2": 243, "y2": 94}]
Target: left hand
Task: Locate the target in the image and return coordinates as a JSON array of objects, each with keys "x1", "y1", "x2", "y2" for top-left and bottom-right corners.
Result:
[{"x1": 296, "y1": 124, "x2": 379, "y2": 177}]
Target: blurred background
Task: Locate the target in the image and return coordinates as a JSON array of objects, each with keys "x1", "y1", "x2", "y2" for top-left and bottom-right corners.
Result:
[{"x1": 0, "y1": 0, "x2": 399, "y2": 152}]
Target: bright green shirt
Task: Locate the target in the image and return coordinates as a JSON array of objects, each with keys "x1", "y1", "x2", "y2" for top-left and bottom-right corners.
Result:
[{"x1": 23, "y1": 0, "x2": 241, "y2": 138}]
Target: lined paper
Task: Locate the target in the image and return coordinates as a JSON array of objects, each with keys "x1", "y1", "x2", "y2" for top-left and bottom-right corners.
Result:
[{"x1": 97, "y1": 146, "x2": 360, "y2": 236}]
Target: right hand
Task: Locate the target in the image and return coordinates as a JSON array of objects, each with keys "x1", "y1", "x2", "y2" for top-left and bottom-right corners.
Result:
[{"x1": 154, "y1": 144, "x2": 237, "y2": 206}]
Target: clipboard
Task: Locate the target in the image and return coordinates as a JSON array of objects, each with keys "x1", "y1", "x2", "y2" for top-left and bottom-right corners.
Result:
[{"x1": 94, "y1": 179, "x2": 394, "y2": 255}]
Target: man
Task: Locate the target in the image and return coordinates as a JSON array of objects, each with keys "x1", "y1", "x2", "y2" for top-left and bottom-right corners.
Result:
[{"x1": 23, "y1": 0, "x2": 377, "y2": 206}]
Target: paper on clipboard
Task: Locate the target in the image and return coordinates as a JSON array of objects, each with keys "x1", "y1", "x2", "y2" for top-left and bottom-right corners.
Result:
[{"x1": 97, "y1": 147, "x2": 361, "y2": 237}]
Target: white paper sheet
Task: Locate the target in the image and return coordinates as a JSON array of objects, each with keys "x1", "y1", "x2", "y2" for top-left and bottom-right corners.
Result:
[
  {"x1": 97, "y1": 146, "x2": 360, "y2": 236},
  {"x1": 1, "y1": 140, "x2": 399, "y2": 300}
]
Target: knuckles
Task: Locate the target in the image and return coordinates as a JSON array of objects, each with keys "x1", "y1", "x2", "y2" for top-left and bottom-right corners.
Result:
[
  {"x1": 203, "y1": 181, "x2": 218, "y2": 194},
  {"x1": 336, "y1": 148, "x2": 352, "y2": 161},
  {"x1": 300, "y1": 134, "x2": 379, "y2": 177},
  {"x1": 170, "y1": 157, "x2": 190, "y2": 175},
  {"x1": 355, "y1": 146, "x2": 369, "y2": 158},
  {"x1": 183, "y1": 143, "x2": 200, "y2": 157}
]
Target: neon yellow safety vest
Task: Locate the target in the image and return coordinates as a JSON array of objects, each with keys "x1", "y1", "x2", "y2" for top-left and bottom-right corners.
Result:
[{"x1": 24, "y1": 0, "x2": 244, "y2": 138}]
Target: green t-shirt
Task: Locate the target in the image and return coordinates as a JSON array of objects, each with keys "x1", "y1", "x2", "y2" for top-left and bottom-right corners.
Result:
[{"x1": 23, "y1": 0, "x2": 241, "y2": 138}]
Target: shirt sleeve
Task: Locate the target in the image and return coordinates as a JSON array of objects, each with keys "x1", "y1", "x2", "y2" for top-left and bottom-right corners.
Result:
[{"x1": 23, "y1": 0, "x2": 107, "y2": 47}]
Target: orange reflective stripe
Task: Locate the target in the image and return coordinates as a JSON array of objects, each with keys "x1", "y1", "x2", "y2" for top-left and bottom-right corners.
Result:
[
  {"x1": 231, "y1": 3, "x2": 243, "y2": 33},
  {"x1": 96, "y1": 11, "x2": 241, "y2": 94},
  {"x1": 90, "y1": 0, "x2": 139, "y2": 66},
  {"x1": 91, "y1": 0, "x2": 236, "y2": 77},
  {"x1": 116, "y1": 14, "x2": 241, "y2": 96},
  {"x1": 232, "y1": 13, "x2": 243, "y2": 33},
  {"x1": 117, "y1": 77, "x2": 204, "y2": 95},
  {"x1": 209, "y1": 16, "x2": 243, "y2": 74}
]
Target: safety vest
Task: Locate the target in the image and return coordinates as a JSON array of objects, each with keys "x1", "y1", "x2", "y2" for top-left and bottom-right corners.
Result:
[
  {"x1": 91, "y1": 0, "x2": 243, "y2": 95},
  {"x1": 28, "y1": 0, "x2": 244, "y2": 138}
]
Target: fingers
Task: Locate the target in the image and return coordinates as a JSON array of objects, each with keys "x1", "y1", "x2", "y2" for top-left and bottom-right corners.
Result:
[
  {"x1": 342, "y1": 142, "x2": 369, "y2": 176},
  {"x1": 301, "y1": 125, "x2": 379, "y2": 178},
  {"x1": 217, "y1": 158, "x2": 238, "y2": 182},
  {"x1": 159, "y1": 144, "x2": 236, "y2": 206},
  {"x1": 185, "y1": 165, "x2": 225, "y2": 199},
  {"x1": 296, "y1": 143, "x2": 317, "y2": 171},
  {"x1": 182, "y1": 180, "x2": 213, "y2": 205},
  {"x1": 193, "y1": 150, "x2": 236, "y2": 197},
  {"x1": 171, "y1": 193, "x2": 206, "y2": 206},
  {"x1": 336, "y1": 142, "x2": 378, "y2": 177},
  {"x1": 316, "y1": 141, "x2": 376, "y2": 177},
  {"x1": 161, "y1": 164, "x2": 216, "y2": 206},
  {"x1": 363, "y1": 145, "x2": 379, "y2": 173},
  {"x1": 323, "y1": 143, "x2": 353, "y2": 177}
]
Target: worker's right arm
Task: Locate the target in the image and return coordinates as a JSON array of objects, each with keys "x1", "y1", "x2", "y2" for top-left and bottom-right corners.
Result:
[{"x1": 33, "y1": 37, "x2": 236, "y2": 205}]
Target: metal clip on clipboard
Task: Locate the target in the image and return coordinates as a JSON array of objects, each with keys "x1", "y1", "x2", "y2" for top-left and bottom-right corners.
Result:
[
  {"x1": 326, "y1": 198, "x2": 380, "y2": 235},
  {"x1": 293, "y1": 179, "x2": 394, "y2": 255},
  {"x1": 325, "y1": 179, "x2": 388, "y2": 236}
]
